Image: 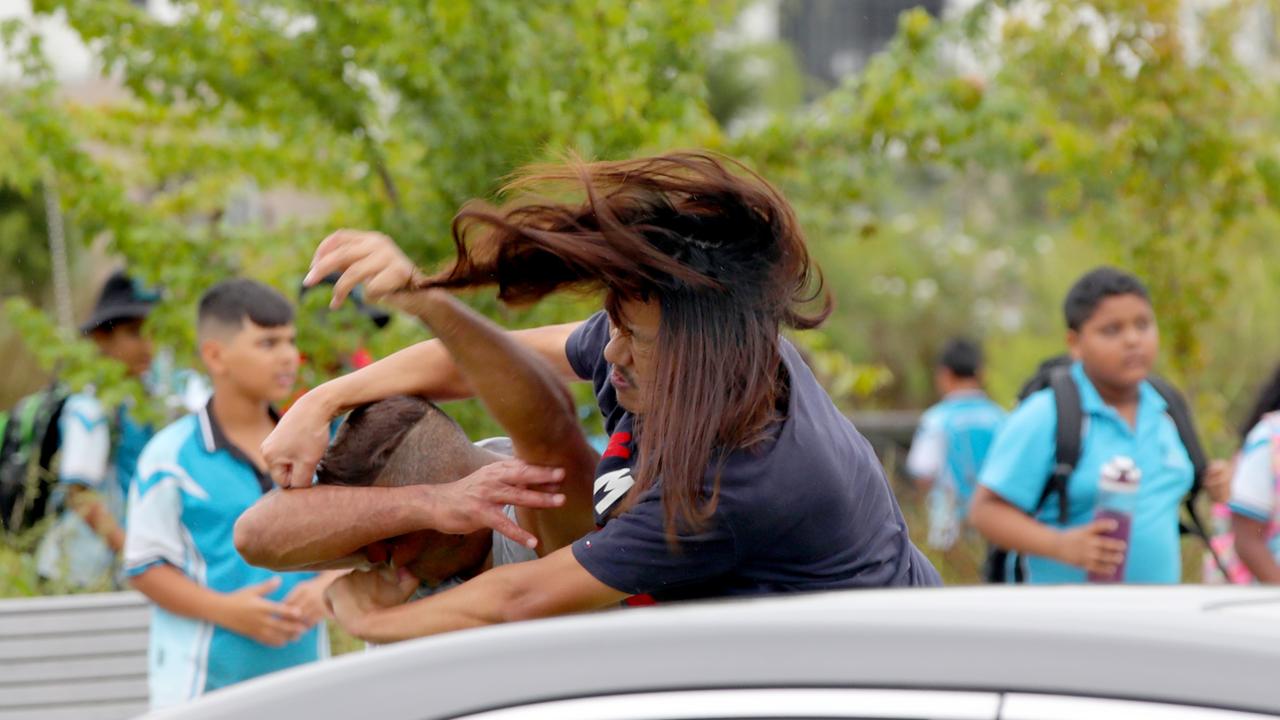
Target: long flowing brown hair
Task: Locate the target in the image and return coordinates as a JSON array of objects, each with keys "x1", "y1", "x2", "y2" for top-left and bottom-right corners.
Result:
[{"x1": 417, "y1": 151, "x2": 831, "y2": 536}]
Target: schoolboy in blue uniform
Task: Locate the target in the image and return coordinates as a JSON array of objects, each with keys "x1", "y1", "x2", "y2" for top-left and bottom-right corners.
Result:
[
  {"x1": 36, "y1": 271, "x2": 159, "y2": 588},
  {"x1": 970, "y1": 268, "x2": 1225, "y2": 583},
  {"x1": 907, "y1": 338, "x2": 1005, "y2": 550},
  {"x1": 124, "y1": 279, "x2": 336, "y2": 708}
]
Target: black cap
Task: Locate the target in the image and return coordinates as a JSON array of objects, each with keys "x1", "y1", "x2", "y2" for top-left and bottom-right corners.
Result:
[
  {"x1": 79, "y1": 270, "x2": 159, "y2": 334},
  {"x1": 299, "y1": 272, "x2": 392, "y2": 329}
]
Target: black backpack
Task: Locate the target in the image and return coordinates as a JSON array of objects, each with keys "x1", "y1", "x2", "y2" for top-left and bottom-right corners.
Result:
[
  {"x1": 984, "y1": 356, "x2": 1227, "y2": 583},
  {"x1": 0, "y1": 381, "x2": 68, "y2": 535}
]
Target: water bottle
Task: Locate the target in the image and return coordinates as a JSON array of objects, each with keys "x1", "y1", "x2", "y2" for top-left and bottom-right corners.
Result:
[{"x1": 1088, "y1": 456, "x2": 1141, "y2": 583}]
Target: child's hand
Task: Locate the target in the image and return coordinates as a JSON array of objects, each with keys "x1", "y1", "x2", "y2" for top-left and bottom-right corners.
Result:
[
  {"x1": 218, "y1": 577, "x2": 309, "y2": 647},
  {"x1": 1204, "y1": 459, "x2": 1234, "y2": 505},
  {"x1": 1054, "y1": 519, "x2": 1127, "y2": 575},
  {"x1": 283, "y1": 575, "x2": 337, "y2": 627}
]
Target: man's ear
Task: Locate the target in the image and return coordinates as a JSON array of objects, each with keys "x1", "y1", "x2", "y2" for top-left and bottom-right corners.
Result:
[
  {"x1": 1065, "y1": 329, "x2": 1082, "y2": 360},
  {"x1": 200, "y1": 337, "x2": 225, "y2": 377}
]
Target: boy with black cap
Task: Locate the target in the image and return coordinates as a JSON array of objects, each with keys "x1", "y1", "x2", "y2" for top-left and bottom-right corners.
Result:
[{"x1": 35, "y1": 269, "x2": 162, "y2": 588}]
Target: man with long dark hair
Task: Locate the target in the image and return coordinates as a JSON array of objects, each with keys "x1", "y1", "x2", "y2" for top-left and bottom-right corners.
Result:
[{"x1": 263, "y1": 152, "x2": 939, "y2": 643}]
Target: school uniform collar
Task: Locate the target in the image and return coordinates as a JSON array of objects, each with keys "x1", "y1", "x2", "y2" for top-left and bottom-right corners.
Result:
[
  {"x1": 943, "y1": 388, "x2": 988, "y2": 402},
  {"x1": 197, "y1": 396, "x2": 279, "y2": 492},
  {"x1": 1069, "y1": 360, "x2": 1167, "y2": 419}
]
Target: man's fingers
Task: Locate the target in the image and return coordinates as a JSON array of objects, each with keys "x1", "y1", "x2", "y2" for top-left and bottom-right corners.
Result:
[
  {"x1": 486, "y1": 510, "x2": 540, "y2": 550},
  {"x1": 495, "y1": 461, "x2": 567, "y2": 486},
  {"x1": 328, "y1": 252, "x2": 387, "y2": 309},
  {"x1": 501, "y1": 487, "x2": 567, "y2": 510},
  {"x1": 267, "y1": 460, "x2": 293, "y2": 488},
  {"x1": 306, "y1": 230, "x2": 360, "y2": 283},
  {"x1": 270, "y1": 459, "x2": 317, "y2": 489}
]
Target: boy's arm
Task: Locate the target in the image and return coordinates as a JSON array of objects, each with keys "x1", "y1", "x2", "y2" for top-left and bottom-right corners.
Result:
[
  {"x1": 129, "y1": 565, "x2": 310, "y2": 647},
  {"x1": 969, "y1": 487, "x2": 1126, "y2": 576},
  {"x1": 398, "y1": 290, "x2": 598, "y2": 553},
  {"x1": 58, "y1": 395, "x2": 123, "y2": 550},
  {"x1": 1231, "y1": 513, "x2": 1280, "y2": 583},
  {"x1": 66, "y1": 487, "x2": 125, "y2": 551}
]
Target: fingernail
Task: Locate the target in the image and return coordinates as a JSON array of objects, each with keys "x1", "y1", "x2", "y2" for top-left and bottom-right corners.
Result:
[
  {"x1": 525, "y1": 538, "x2": 537, "y2": 548},
  {"x1": 553, "y1": 468, "x2": 565, "y2": 479},
  {"x1": 553, "y1": 494, "x2": 566, "y2": 504}
]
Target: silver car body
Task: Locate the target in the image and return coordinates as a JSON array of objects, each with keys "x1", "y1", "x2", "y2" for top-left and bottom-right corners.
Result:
[{"x1": 139, "y1": 586, "x2": 1280, "y2": 719}]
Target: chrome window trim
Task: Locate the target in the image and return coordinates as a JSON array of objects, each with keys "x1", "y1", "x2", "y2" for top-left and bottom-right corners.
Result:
[
  {"x1": 1001, "y1": 694, "x2": 1278, "y2": 720},
  {"x1": 453, "y1": 687, "x2": 1001, "y2": 720}
]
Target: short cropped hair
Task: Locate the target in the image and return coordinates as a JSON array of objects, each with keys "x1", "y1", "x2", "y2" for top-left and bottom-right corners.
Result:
[
  {"x1": 1063, "y1": 267, "x2": 1151, "y2": 331},
  {"x1": 938, "y1": 338, "x2": 982, "y2": 378},
  {"x1": 198, "y1": 279, "x2": 294, "y2": 338},
  {"x1": 315, "y1": 395, "x2": 477, "y2": 489}
]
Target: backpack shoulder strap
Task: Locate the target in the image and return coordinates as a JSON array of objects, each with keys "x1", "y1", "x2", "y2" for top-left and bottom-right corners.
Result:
[
  {"x1": 1147, "y1": 376, "x2": 1232, "y2": 576},
  {"x1": 1034, "y1": 366, "x2": 1082, "y2": 526},
  {"x1": 1146, "y1": 375, "x2": 1208, "y2": 491}
]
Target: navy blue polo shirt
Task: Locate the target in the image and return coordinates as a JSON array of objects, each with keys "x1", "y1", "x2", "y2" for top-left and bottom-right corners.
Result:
[{"x1": 567, "y1": 311, "x2": 940, "y2": 601}]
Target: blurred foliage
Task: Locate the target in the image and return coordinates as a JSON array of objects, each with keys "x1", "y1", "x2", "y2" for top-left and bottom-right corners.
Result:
[
  {"x1": 0, "y1": 0, "x2": 735, "y2": 430},
  {"x1": 731, "y1": 0, "x2": 1280, "y2": 455}
]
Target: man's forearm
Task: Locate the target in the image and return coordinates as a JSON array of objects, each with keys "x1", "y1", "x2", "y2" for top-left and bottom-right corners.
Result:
[
  {"x1": 404, "y1": 293, "x2": 596, "y2": 551},
  {"x1": 307, "y1": 316, "x2": 588, "y2": 417},
  {"x1": 235, "y1": 485, "x2": 441, "y2": 570},
  {"x1": 314, "y1": 338, "x2": 474, "y2": 415},
  {"x1": 346, "y1": 547, "x2": 623, "y2": 643}
]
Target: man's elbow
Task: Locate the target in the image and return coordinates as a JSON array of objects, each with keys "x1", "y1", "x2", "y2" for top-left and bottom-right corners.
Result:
[{"x1": 232, "y1": 510, "x2": 276, "y2": 567}]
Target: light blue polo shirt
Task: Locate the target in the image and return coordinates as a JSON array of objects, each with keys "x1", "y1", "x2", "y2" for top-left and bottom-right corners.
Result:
[
  {"x1": 907, "y1": 391, "x2": 1006, "y2": 510},
  {"x1": 124, "y1": 400, "x2": 324, "y2": 709},
  {"x1": 36, "y1": 392, "x2": 128, "y2": 588},
  {"x1": 978, "y1": 362, "x2": 1194, "y2": 584}
]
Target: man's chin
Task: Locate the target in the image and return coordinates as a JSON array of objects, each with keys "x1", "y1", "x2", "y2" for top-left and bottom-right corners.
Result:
[{"x1": 614, "y1": 390, "x2": 644, "y2": 414}]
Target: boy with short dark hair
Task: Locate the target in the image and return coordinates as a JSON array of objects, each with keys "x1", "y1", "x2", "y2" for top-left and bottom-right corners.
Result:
[
  {"x1": 970, "y1": 267, "x2": 1225, "y2": 583},
  {"x1": 124, "y1": 279, "x2": 334, "y2": 708},
  {"x1": 907, "y1": 337, "x2": 1005, "y2": 551},
  {"x1": 36, "y1": 270, "x2": 159, "y2": 588}
]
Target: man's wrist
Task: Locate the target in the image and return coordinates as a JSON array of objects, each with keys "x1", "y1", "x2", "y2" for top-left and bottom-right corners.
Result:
[
  {"x1": 305, "y1": 381, "x2": 345, "y2": 419},
  {"x1": 408, "y1": 484, "x2": 445, "y2": 530}
]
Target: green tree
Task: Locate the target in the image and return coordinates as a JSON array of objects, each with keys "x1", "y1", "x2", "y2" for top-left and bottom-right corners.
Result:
[
  {"x1": 733, "y1": 0, "x2": 1280, "y2": 417},
  {"x1": 3, "y1": 0, "x2": 730, "y2": 431}
]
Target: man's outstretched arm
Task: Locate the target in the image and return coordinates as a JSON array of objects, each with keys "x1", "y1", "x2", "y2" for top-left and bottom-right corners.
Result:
[
  {"x1": 400, "y1": 289, "x2": 598, "y2": 553},
  {"x1": 327, "y1": 545, "x2": 626, "y2": 643},
  {"x1": 235, "y1": 461, "x2": 566, "y2": 570}
]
